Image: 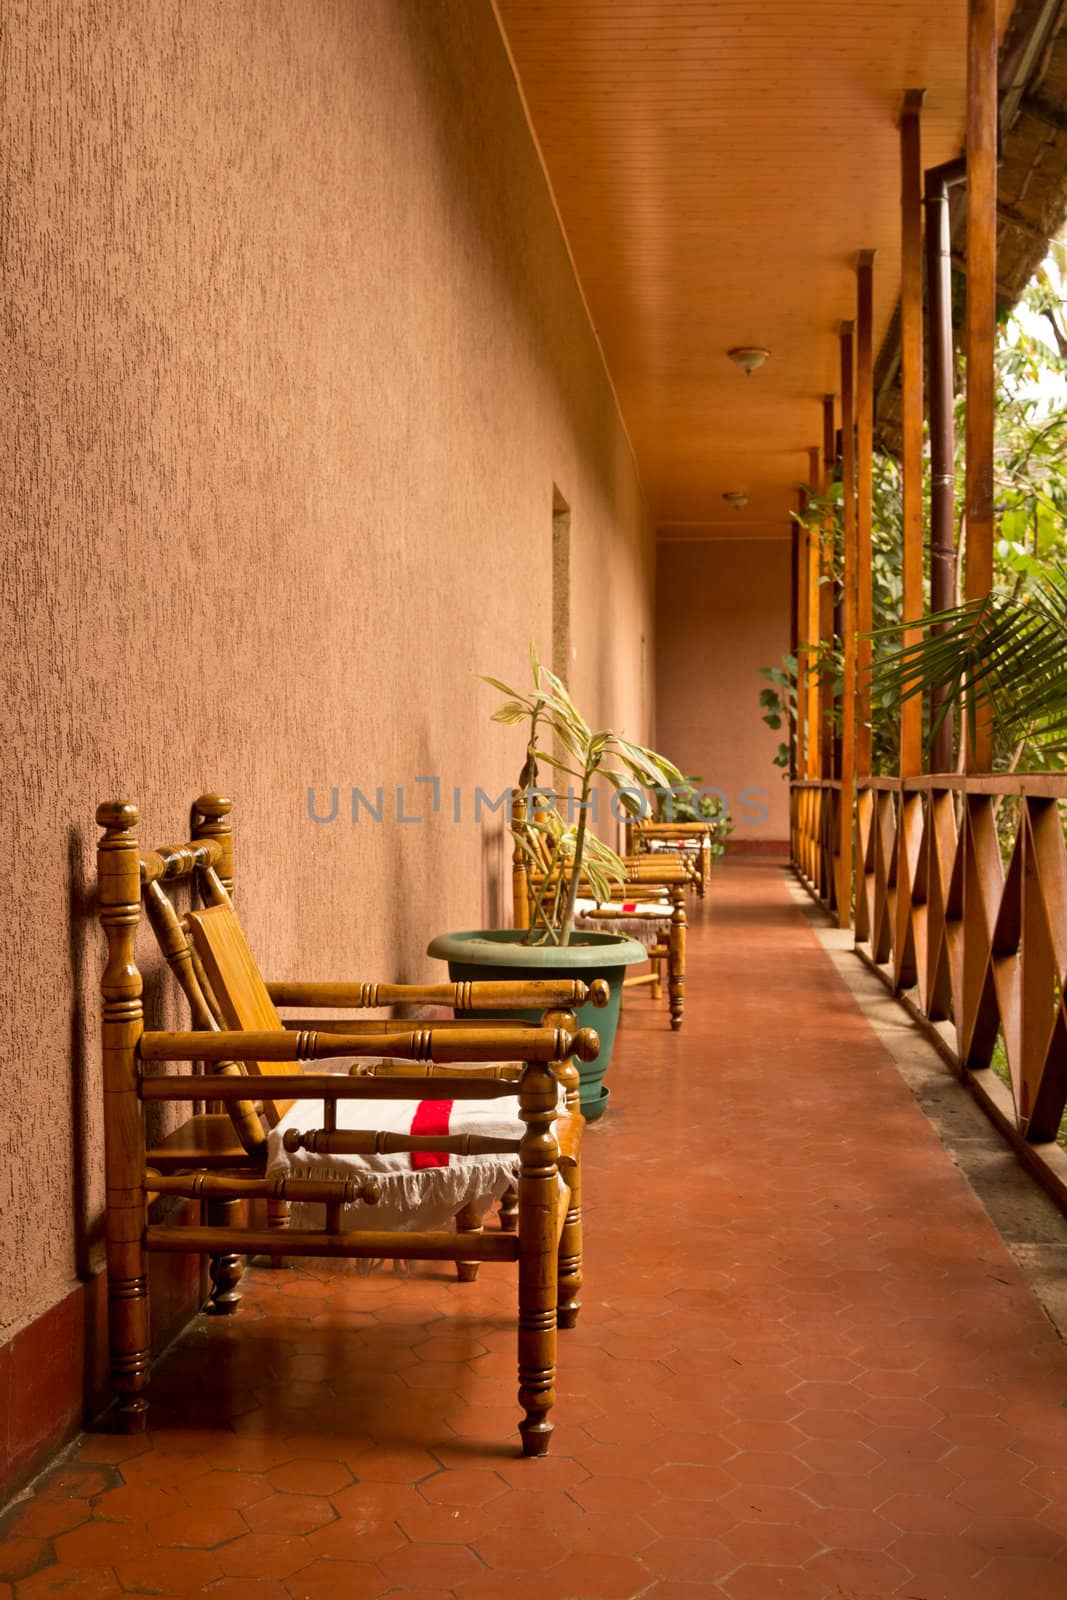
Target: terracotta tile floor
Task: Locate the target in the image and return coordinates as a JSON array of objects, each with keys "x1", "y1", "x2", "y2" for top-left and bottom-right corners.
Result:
[{"x1": 3, "y1": 860, "x2": 1067, "y2": 1598}]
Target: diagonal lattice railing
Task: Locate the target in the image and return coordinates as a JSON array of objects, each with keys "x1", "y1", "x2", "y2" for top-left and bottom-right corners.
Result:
[{"x1": 794, "y1": 774, "x2": 1067, "y2": 1147}]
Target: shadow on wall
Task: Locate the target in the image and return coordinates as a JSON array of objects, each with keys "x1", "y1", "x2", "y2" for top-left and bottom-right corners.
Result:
[
  {"x1": 67, "y1": 824, "x2": 108, "y2": 1414},
  {"x1": 67, "y1": 825, "x2": 100, "y2": 1286},
  {"x1": 481, "y1": 812, "x2": 508, "y2": 930}
]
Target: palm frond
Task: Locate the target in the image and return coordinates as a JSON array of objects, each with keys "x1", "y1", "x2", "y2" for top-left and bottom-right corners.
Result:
[{"x1": 871, "y1": 569, "x2": 1067, "y2": 752}]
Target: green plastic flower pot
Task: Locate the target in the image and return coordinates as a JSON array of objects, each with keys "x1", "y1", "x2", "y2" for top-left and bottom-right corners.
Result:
[{"x1": 425, "y1": 928, "x2": 648, "y2": 1120}]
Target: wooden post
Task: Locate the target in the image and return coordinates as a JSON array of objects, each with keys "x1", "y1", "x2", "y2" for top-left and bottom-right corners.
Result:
[
  {"x1": 795, "y1": 487, "x2": 810, "y2": 780},
  {"x1": 192, "y1": 794, "x2": 234, "y2": 896},
  {"x1": 899, "y1": 89, "x2": 926, "y2": 782},
  {"x1": 895, "y1": 89, "x2": 925, "y2": 991},
  {"x1": 854, "y1": 251, "x2": 877, "y2": 945},
  {"x1": 965, "y1": 0, "x2": 997, "y2": 771},
  {"x1": 806, "y1": 444, "x2": 823, "y2": 783},
  {"x1": 191, "y1": 791, "x2": 251, "y2": 1301},
  {"x1": 925, "y1": 163, "x2": 965, "y2": 771},
  {"x1": 855, "y1": 252, "x2": 876, "y2": 780},
  {"x1": 838, "y1": 322, "x2": 857, "y2": 927},
  {"x1": 825, "y1": 393, "x2": 838, "y2": 908},
  {"x1": 819, "y1": 395, "x2": 837, "y2": 788},
  {"x1": 96, "y1": 802, "x2": 150, "y2": 1431},
  {"x1": 789, "y1": 516, "x2": 800, "y2": 778}
]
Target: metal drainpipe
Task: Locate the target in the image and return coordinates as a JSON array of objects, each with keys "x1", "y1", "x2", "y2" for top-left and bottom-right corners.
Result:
[
  {"x1": 831, "y1": 427, "x2": 845, "y2": 782},
  {"x1": 923, "y1": 155, "x2": 967, "y2": 775}
]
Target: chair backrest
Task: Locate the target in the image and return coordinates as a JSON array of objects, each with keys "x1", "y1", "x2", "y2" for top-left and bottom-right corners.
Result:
[
  {"x1": 136, "y1": 793, "x2": 289, "y2": 1152},
  {"x1": 185, "y1": 903, "x2": 294, "y2": 1128}
]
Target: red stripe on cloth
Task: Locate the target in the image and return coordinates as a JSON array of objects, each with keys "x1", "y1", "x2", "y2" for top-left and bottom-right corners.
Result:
[
  {"x1": 622, "y1": 902, "x2": 638, "y2": 913},
  {"x1": 410, "y1": 1099, "x2": 453, "y2": 1169}
]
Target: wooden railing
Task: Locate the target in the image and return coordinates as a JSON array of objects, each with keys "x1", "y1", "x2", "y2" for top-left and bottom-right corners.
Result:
[
  {"x1": 790, "y1": 779, "x2": 842, "y2": 913},
  {"x1": 791, "y1": 774, "x2": 1067, "y2": 1182}
]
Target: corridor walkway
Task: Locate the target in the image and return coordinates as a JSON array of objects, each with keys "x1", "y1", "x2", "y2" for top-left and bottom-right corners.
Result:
[{"x1": 2, "y1": 861, "x2": 1066, "y2": 1599}]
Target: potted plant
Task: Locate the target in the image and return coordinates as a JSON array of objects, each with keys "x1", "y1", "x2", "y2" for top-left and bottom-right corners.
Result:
[{"x1": 427, "y1": 648, "x2": 683, "y2": 1117}]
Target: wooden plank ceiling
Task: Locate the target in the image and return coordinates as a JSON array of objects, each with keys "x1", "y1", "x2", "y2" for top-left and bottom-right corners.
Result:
[{"x1": 496, "y1": 0, "x2": 1010, "y2": 539}]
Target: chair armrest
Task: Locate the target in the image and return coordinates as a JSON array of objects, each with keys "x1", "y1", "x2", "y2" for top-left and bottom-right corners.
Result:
[
  {"x1": 266, "y1": 978, "x2": 609, "y2": 1010},
  {"x1": 537, "y1": 864, "x2": 686, "y2": 893},
  {"x1": 634, "y1": 820, "x2": 719, "y2": 837},
  {"x1": 285, "y1": 1017, "x2": 549, "y2": 1035},
  {"x1": 618, "y1": 859, "x2": 690, "y2": 886},
  {"x1": 350, "y1": 1061, "x2": 524, "y2": 1082},
  {"x1": 139, "y1": 1022, "x2": 601, "y2": 1067},
  {"x1": 142, "y1": 1072, "x2": 524, "y2": 1104}
]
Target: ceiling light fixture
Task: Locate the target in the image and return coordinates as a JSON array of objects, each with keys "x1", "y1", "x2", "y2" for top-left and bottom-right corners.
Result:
[
  {"x1": 722, "y1": 491, "x2": 749, "y2": 509},
  {"x1": 727, "y1": 346, "x2": 770, "y2": 375}
]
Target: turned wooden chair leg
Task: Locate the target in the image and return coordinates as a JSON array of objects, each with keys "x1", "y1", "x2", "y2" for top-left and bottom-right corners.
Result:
[
  {"x1": 668, "y1": 890, "x2": 686, "y2": 1031},
  {"x1": 557, "y1": 1163, "x2": 583, "y2": 1329},
  {"x1": 499, "y1": 1184, "x2": 519, "y2": 1233},
  {"x1": 650, "y1": 945, "x2": 663, "y2": 1002},
  {"x1": 556, "y1": 1043, "x2": 583, "y2": 1329},
  {"x1": 267, "y1": 1197, "x2": 291, "y2": 1269},
  {"x1": 517, "y1": 1059, "x2": 559, "y2": 1457},
  {"x1": 98, "y1": 802, "x2": 151, "y2": 1432},
  {"x1": 108, "y1": 1251, "x2": 151, "y2": 1431},
  {"x1": 206, "y1": 1197, "x2": 243, "y2": 1314},
  {"x1": 454, "y1": 1199, "x2": 484, "y2": 1282}
]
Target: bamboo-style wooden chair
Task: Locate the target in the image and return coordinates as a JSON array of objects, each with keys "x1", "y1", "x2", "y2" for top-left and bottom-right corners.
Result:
[
  {"x1": 511, "y1": 804, "x2": 689, "y2": 1030},
  {"x1": 96, "y1": 794, "x2": 604, "y2": 1456},
  {"x1": 627, "y1": 818, "x2": 722, "y2": 897}
]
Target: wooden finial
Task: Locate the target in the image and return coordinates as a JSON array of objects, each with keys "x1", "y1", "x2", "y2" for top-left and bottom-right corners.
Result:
[
  {"x1": 194, "y1": 792, "x2": 231, "y2": 821},
  {"x1": 193, "y1": 793, "x2": 234, "y2": 896},
  {"x1": 96, "y1": 800, "x2": 140, "y2": 833},
  {"x1": 588, "y1": 979, "x2": 610, "y2": 1009}
]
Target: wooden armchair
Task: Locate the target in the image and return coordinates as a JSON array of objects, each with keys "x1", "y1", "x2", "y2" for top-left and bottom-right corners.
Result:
[
  {"x1": 96, "y1": 794, "x2": 604, "y2": 1457},
  {"x1": 511, "y1": 804, "x2": 689, "y2": 1030},
  {"x1": 627, "y1": 818, "x2": 722, "y2": 897}
]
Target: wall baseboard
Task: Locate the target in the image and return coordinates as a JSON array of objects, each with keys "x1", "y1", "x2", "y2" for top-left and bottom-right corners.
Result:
[{"x1": 0, "y1": 1229, "x2": 202, "y2": 1509}]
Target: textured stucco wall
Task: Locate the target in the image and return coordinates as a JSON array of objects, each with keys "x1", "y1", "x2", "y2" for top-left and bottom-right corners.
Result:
[
  {"x1": 655, "y1": 541, "x2": 791, "y2": 840},
  {"x1": 1, "y1": 0, "x2": 654, "y2": 1339}
]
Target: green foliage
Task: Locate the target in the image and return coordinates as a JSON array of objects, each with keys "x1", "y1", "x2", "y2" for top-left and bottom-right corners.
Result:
[
  {"x1": 482, "y1": 645, "x2": 684, "y2": 947},
  {"x1": 985, "y1": 266, "x2": 1067, "y2": 602},
  {"x1": 875, "y1": 569, "x2": 1067, "y2": 760},
  {"x1": 762, "y1": 243, "x2": 1067, "y2": 777},
  {"x1": 759, "y1": 450, "x2": 906, "y2": 773},
  {"x1": 759, "y1": 656, "x2": 798, "y2": 771},
  {"x1": 650, "y1": 776, "x2": 734, "y2": 857},
  {"x1": 871, "y1": 280, "x2": 1067, "y2": 771}
]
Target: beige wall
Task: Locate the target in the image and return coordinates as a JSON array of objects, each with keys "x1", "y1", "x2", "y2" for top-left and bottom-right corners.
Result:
[
  {"x1": 655, "y1": 539, "x2": 792, "y2": 840},
  {"x1": 1, "y1": 0, "x2": 654, "y2": 1341}
]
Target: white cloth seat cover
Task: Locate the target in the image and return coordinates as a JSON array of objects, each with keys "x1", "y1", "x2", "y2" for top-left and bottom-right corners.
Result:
[
  {"x1": 267, "y1": 1091, "x2": 521, "y2": 1231},
  {"x1": 573, "y1": 897, "x2": 670, "y2": 950},
  {"x1": 267, "y1": 1074, "x2": 569, "y2": 1231}
]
